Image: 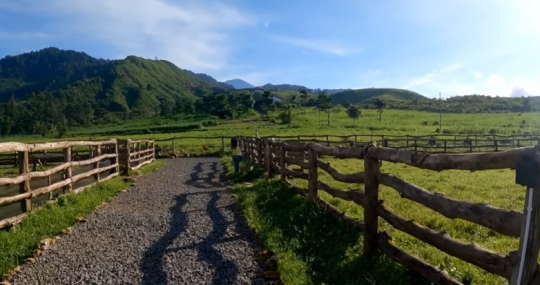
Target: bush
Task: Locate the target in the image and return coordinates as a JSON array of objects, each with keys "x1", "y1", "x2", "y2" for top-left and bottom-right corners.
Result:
[
  {"x1": 202, "y1": 120, "x2": 218, "y2": 127},
  {"x1": 489, "y1": 128, "x2": 497, "y2": 134}
]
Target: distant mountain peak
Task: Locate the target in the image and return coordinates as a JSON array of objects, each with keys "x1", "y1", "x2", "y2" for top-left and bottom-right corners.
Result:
[{"x1": 225, "y1": 79, "x2": 254, "y2": 89}]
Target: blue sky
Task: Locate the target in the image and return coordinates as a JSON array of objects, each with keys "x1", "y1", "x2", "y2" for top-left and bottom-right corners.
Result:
[{"x1": 1, "y1": 0, "x2": 539, "y2": 98}]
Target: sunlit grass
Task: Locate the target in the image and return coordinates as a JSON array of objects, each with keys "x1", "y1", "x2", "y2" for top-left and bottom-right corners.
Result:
[
  {"x1": 287, "y1": 156, "x2": 522, "y2": 285},
  {"x1": 222, "y1": 157, "x2": 430, "y2": 285}
]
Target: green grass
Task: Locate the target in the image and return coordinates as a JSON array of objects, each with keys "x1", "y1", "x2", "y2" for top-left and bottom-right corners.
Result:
[
  {"x1": 223, "y1": 153, "x2": 520, "y2": 284},
  {"x1": 0, "y1": 160, "x2": 167, "y2": 278},
  {"x1": 282, "y1": 156, "x2": 522, "y2": 285},
  {"x1": 222, "y1": 157, "x2": 430, "y2": 285},
  {"x1": 2, "y1": 108, "x2": 539, "y2": 149}
]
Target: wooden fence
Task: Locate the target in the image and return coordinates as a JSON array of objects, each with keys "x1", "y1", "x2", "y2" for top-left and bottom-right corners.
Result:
[
  {"x1": 146, "y1": 133, "x2": 540, "y2": 157},
  {"x1": 264, "y1": 134, "x2": 540, "y2": 154},
  {"x1": 0, "y1": 138, "x2": 155, "y2": 229},
  {"x1": 154, "y1": 136, "x2": 233, "y2": 156},
  {"x1": 237, "y1": 136, "x2": 540, "y2": 285}
]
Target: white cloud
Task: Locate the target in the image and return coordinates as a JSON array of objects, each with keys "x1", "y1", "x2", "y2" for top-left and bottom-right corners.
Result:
[
  {"x1": 441, "y1": 63, "x2": 463, "y2": 73},
  {"x1": 402, "y1": 63, "x2": 463, "y2": 89},
  {"x1": 415, "y1": 73, "x2": 540, "y2": 98},
  {"x1": 402, "y1": 72, "x2": 436, "y2": 89},
  {"x1": 1, "y1": 0, "x2": 254, "y2": 71},
  {"x1": 272, "y1": 36, "x2": 361, "y2": 56},
  {"x1": 474, "y1": 72, "x2": 482, "y2": 79}
]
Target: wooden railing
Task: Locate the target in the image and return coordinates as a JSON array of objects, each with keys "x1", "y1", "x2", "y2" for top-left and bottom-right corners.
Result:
[
  {"x1": 0, "y1": 138, "x2": 155, "y2": 229},
  {"x1": 265, "y1": 134, "x2": 540, "y2": 154},
  {"x1": 154, "y1": 136, "x2": 234, "y2": 156},
  {"x1": 118, "y1": 139, "x2": 155, "y2": 174},
  {"x1": 237, "y1": 136, "x2": 540, "y2": 285}
]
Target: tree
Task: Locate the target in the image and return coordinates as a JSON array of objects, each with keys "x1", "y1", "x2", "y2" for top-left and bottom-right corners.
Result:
[
  {"x1": 226, "y1": 92, "x2": 241, "y2": 119},
  {"x1": 347, "y1": 105, "x2": 360, "y2": 125},
  {"x1": 342, "y1": 100, "x2": 352, "y2": 109},
  {"x1": 373, "y1": 98, "x2": 386, "y2": 122},
  {"x1": 299, "y1": 89, "x2": 309, "y2": 109},
  {"x1": 522, "y1": 96, "x2": 532, "y2": 112},
  {"x1": 260, "y1": 91, "x2": 275, "y2": 117},
  {"x1": 317, "y1": 92, "x2": 333, "y2": 125}
]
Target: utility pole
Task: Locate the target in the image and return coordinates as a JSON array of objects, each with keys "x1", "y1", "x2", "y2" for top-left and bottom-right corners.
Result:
[{"x1": 439, "y1": 92, "x2": 442, "y2": 131}]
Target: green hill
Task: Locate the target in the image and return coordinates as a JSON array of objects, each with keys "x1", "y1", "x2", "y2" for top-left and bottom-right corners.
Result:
[
  {"x1": 0, "y1": 47, "x2": 219, "y2": 114},
  {"x1": 331, "y1": 88, "x2": 426, "y2": 105}
]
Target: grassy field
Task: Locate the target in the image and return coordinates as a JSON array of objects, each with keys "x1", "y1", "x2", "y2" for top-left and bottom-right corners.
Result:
[
  {"x1": 0, "y1": 161, "x2": 167, "y2": 279},
  {"x1": 2, "y1": 108, "x2": 538, "y2": 156},
  {"x1": 223, "y1": 158, "x2": 431, "y2": 285},
  {"x1": 226, "y1": 154, "x2": 521, "y2": 284}
]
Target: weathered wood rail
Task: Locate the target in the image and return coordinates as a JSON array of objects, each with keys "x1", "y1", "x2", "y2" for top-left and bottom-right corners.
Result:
[
  {"x1": 0, "y1": 138, "x2": 155, "y2": 229},
  {"x1": 266, "y1": 134, "x2": 540, "y2": 154},
  {"x1": 153, "y1": 136, "x2": 234, "y2": 156},
  {"x1": 237, "y1": 136, "x2": 540, "y2": 285}
]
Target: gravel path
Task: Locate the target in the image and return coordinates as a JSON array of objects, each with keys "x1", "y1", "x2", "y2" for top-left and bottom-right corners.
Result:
[{"x1": 11, "y1": 158, "x2": 266, "y2": 285}]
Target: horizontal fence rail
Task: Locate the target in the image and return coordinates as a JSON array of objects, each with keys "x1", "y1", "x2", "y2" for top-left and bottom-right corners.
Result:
[
  {"x1": 0, "y1": 138, "x2": 155, "y2": 229},
  {"x1": 236, "y1": 136, "x2": 540, "y2": 285}
]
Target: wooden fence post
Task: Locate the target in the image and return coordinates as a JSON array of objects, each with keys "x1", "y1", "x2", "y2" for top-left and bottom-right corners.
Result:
[
  {"x1": 307, "y1": 146, "x2": 318, "y2": 204},
  {"x1": 63, "y1": 146, "x2": 72, "y2": 193},
  {"x1": 18, "y1": 150, "x2": 31, "y2": 212},
  {"x1": 113, "y1": 141, "x2": 119, "y2": 174},
  {"x1": 510, "y1": 177, "x2": 540, "y2": 284},
  {"x1": 88, "y1": 137, "x2": 93, "y2": 158},
  {"x1": 444, "y1": 140, "x2": 447, "y2": 153},
  {"x1": 363, "y1": 145, "x2": 381, "y2": 257},
  {"x1": 258, "y1": 140, "x2": 264, "y2": 168},
  {"x1": 280, "y1": 144, "x2": 286, "y2": 182},
  {"x1": 123, "y1": 139, "x2": 131, "y2": 175},
  {"x1": 171, "y1": 138, "x2": 176, "y2": 155},
  {"x1": 94, "y1": 145, "x2": 101, "y2": 182},
  {"x1": 151, "y1": 141, "x2": 155, "y2": 161},
  {"x1": 265, "y1": 140, "x2": 272, "y2": 177},
  {"x1": 221, "y1": 137, "x2": 225, "y2": 154}
]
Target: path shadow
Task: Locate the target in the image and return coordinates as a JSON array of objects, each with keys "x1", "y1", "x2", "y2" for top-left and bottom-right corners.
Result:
[
  {"x1": 185, "y1": 162, "x2": 229, "y2": 189},
  {"x1": 141, "y1": 161, "x2": 260, "y2": 285},
  {"x1": 141, "y1": 194, "x2": 188, "y2": 285}
]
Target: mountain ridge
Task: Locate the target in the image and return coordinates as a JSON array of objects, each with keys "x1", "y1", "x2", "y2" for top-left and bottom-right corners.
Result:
[{"x1": 225, "y1": 79, "x2": 254, "y2": 89}]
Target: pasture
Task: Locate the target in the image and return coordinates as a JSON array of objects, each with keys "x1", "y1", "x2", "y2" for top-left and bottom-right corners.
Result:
[
  {"x1": 1, "y1": 108, "x2": 538, "y2": 156},
  {"x1": 1, "y1": 108, "x2": 537, "y2": 284}
]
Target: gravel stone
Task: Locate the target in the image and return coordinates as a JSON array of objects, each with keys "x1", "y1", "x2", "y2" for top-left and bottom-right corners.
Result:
[{"x1": 11, "y1": 158, "x2": 265, "y2": 285}]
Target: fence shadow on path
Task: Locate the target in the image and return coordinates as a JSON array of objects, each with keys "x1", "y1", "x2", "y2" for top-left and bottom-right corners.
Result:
[{"x1": 141, "y1": 161, "x2": 260, "y2": 285}]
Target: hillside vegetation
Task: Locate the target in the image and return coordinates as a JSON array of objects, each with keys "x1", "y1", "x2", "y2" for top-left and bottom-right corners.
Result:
[
  {"x1": 0, "y1": 47, "x2": 539, "y2": 140},
  {"x1": 331, "y1": 88, "x2": 426, "y2": 104}
]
